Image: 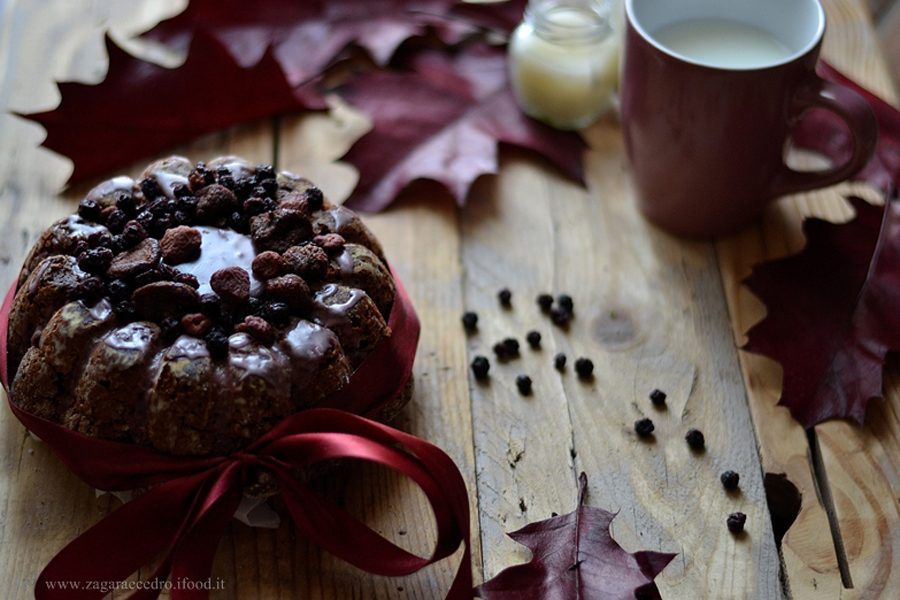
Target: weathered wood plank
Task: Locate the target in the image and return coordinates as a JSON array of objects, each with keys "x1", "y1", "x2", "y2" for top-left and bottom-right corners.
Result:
[
  {"x1": 716, "y1": 0, "x2": 900, "y2": 597},
  {"x1": 459, "y1": 126, "x2": 783, "y2": 596}
]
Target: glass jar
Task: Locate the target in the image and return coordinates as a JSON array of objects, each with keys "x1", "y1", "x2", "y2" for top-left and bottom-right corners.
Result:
[{"x1": 508, "y1": 0, "x2": 620, "y2": 130}]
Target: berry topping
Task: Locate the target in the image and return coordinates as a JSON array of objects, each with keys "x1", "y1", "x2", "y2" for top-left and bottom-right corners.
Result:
[
  {"x1": 77, "y1": 247, "x2": 114, "y2": 275},
  {"x1": 526, "y1": 330, "x2": 541, "y2": 349},
  {"x1": 181, "y1": 312, "x2": 212, "y2": 337},
  {"x1": 107, "y1": 238, "x2": 161, "y2": 279},
  {"x1": 204, "y1": 327, "x2": 229, "y2": 359},
  {"x1": 461, "y1": 311, "x2": 478, "y2": 333},
  {"x1": 264, "y1": 274, "x2": 309, "y2": 309},
  {"x1": 235, "y1": 315, "x2": 276, "y2": 344},
  {"x1": 78, "y1": 198, "x2": 102, "y2": 222},
  {"x1": 160, "y1": 225, "x2": 202, "y2": 265},
  {"x1": 251, "y1": 251, "x2": 285, "y2": 280},
  {"x1": 649, "y1": 389, "x2": 667, "y2": 406},
  {"x1": 283, "y1": 244, "x2": 329, "y2": 280},
  {"x1": 305, "y1": 187, "x2": 324, "y2": 211},
  {"x1": 210, "y1": 266, "x2": 251, "y2": 305},
  {"x1": 498, "y1": 288, "x2": 512, "y2": 307}
]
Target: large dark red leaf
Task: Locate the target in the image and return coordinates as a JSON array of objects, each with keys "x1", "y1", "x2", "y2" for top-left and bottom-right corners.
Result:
[
  {"x1": 744, "y1": 195, "x2": 900, "y2": 427},
  {"x1": 338, "y1": 43, "x2": 586, "y2": 211},
  {"x1": 143, "y1": 0, "x2": 524, "y2": 89},
  {"x1": 793, "y1": 61, "x2": 900, "y2": 192},
  {"x1": 20, "y1": 32, "x2": 319, "y2": 184},
  {"x1": 475, "y1": 473, "x2": 675, "y2": 600}
]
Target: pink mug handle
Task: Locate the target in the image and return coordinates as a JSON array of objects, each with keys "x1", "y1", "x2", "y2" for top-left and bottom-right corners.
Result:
[{"x1": 770, "y1": 77, "x2": 877, "y2": 197}]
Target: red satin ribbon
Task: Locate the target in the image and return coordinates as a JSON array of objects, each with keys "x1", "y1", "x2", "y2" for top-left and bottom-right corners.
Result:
[{"x1": 0, "y1": 270, "x2": 473, "y2": 599}]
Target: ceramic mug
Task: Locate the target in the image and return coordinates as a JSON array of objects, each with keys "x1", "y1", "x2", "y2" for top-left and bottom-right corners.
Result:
[{"x1": 620, "y1": 0, "x2": 877, "y2": 237}]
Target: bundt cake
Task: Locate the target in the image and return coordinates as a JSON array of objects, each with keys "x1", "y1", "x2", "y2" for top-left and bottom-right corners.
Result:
[{"x1": 6, "y1": 156, "x2": 403, "y2": 455}]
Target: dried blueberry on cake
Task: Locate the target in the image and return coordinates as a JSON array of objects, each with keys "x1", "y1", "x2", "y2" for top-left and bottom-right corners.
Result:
[{"x1": 7, "y1": 156, "x2": 404, "y2": 456}]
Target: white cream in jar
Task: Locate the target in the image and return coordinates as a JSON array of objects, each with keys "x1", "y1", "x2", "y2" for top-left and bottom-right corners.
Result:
[{"x1": 509, "y1": 0, "x2": 620, "y2": 130}]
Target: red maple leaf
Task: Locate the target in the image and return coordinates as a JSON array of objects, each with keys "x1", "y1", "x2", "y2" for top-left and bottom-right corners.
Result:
[
  {"x1": 744, "y1": 195, "x2": 900, "y2": 427},
  {"x1": 793, "y1": 62, "x2": 900, "y2": 192},
  {"x1": 20, "y1": 32, "x2": 319, "y2": 184},
  {"x1": 338, "y1": 43, "x2": 586, "y2": 211},
  {"x1": 143, "y1": 0, "x2": 525, "y2": 89},
  {"x1": 474, "y1": 473, "x2": 675, "y2": 600}
]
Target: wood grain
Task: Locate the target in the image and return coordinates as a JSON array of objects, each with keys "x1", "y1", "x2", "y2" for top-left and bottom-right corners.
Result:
[
  {"x1": 0, "y1": 0, "x2": 897, "y2": 598},
  {"x1": 716, "y1": 0, "x2": 900, "y2": 597}
]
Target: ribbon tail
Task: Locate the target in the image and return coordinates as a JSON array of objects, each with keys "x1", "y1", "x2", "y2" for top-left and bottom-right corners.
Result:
[
  {"x1": 36, "y1": 471, "x2": 211, "y2": 600},
  {"x1": 167, "y1": 463, "x2": 244, "y2": 600}
]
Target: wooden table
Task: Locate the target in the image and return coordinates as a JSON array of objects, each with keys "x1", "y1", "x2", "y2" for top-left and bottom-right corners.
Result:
[{"x1": 0, "y1": 1, "x2": 897, "y2": 597}]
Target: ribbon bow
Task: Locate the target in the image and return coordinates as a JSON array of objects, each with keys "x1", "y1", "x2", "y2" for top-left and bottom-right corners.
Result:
[{"x1": 0, "y1": 272, "x2": 473, "y2": 599}]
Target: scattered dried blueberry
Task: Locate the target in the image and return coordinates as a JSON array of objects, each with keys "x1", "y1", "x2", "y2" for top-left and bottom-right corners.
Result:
[
  {"x1": 515, "y1": 375, "x2": 533, "y2": 396},
  {"x1": 720, "y1": 470, "x2": 740, "y2": 491},
  {"x1": 727, "y1": 512, "x2": 746, "y2": 534},
  {"x1": 550, "y1": 307, "x2": 571, "y2": 327},
  {"x1": 685, "y1": 429, "x2": 705, "y2": 451},
  {"x1": 121, "y1": 220, "x2": 148, "y2": 248},
  {"x1": 471, "y1": 355, "x2": 490, "y2": 380},
  {"x1": 554, "y1": 353, "x2": 567, "y2": 371},
  {"x1": 634, "y1": 418, "x2": 655, "y2": 437},
  {"x1": 498, "y1": 288, "x2": 512, "y2": 308},
  {"x1": 502, "y1": 337, "x2": 520, "y2": 357},
  {"x1": 140, "y1": 177, "x2": 163, "y2": 200},
  {"x1": 526, "y1": 330, "x2": 541, "y2": 349},
  {"x1": 557, "y1": 294, "x2": 574, "y2": 313},
  {"x1": 574, "y1": 357, "x2": 594, "y2": 379},
  {"x1": 461, "y1": 311, "x2": 478, "y2": 333},
  {"x1": 256, "y1": 163, "x2": 276, "y2": 180},
  {"x1": 493, "y1": 342, "x2": 509, "y2": 360},
  {"x1": 77, "y1": 198, "x2": 102, "y2": 222},
  {"x1": 650, "y1": 389, "x2": 667, "y2": 407},
  {"x1": 115, "y1": 192, "x2": 136, "y2": 214},
  {"x1": 105, "y1": 209, "x2": 129, "y2": 234},
  {"x1": 537, "y1": 293, "x2": 553, "y2": 313},
  {"x1": 172, "y1": 184, "x2": 192, "y2": 198}
]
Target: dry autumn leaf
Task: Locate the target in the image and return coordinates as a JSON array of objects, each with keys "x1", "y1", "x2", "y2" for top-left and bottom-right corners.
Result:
[
  {"x1": 475, "y1": 473, "x2": 675, "y2": 600},
  {"x1": 745, "y1": 194, "x2": 900, "y2": 427},
  {"x1": 338, "y1": 42, "x2": 586, "y2": 211},
  {"x1": 21, "y1": 32, "x2": 319, "y2": 184}
]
